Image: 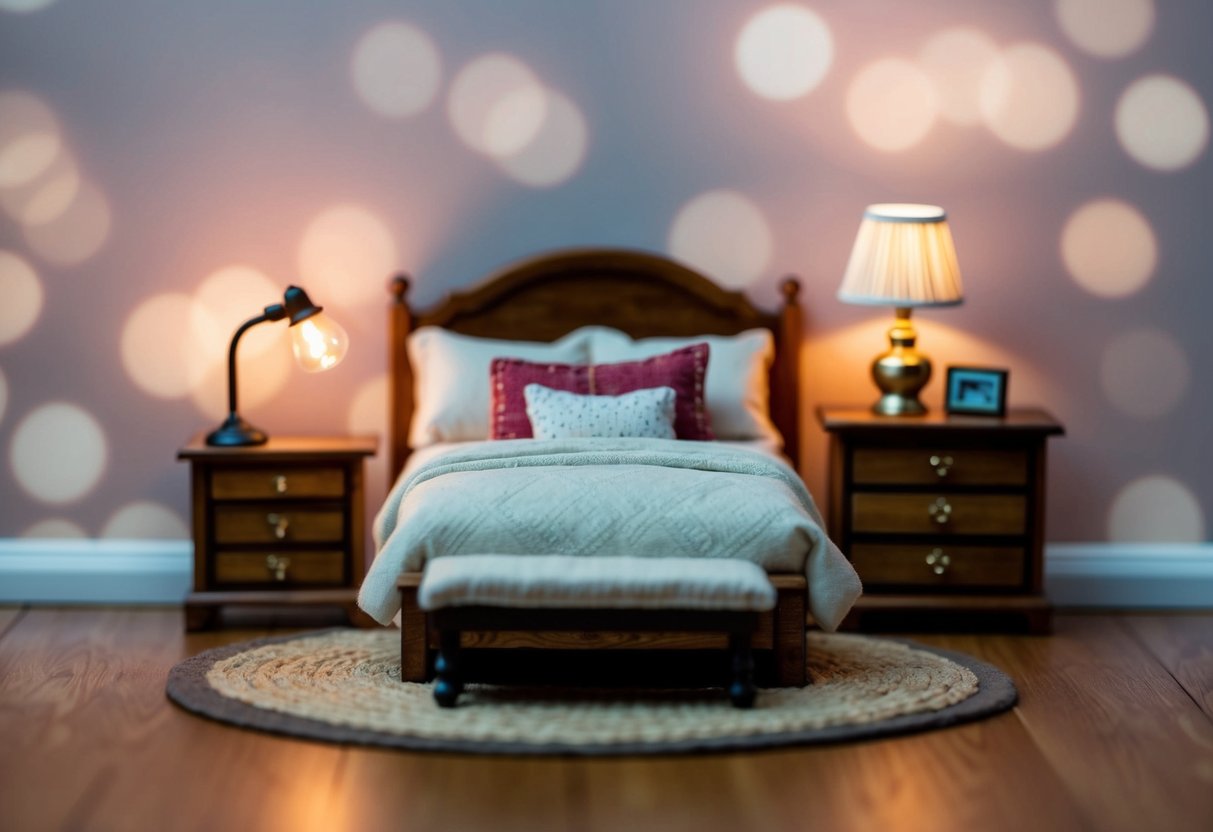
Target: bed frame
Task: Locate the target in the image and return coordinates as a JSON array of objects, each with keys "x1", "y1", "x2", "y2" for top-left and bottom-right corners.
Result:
[{"x1": 387, "y1": 247, "x2": 809, "y2": 686}]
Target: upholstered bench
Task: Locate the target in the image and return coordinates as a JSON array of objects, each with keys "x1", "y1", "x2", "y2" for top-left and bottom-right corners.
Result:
[{"x1": 415, "y1": 555, "x2": 778, "y2": 709}]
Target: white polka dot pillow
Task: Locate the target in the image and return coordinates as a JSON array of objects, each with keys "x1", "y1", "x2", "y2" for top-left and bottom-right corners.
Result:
[{"x1": 523, "y1": 384, "x2": 677, "y2": 440}]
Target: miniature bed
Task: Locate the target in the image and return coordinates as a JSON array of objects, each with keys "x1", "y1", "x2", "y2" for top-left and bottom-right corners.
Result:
[{"x1": 356, "y1": 247, "x2": 861, "y2": 688}]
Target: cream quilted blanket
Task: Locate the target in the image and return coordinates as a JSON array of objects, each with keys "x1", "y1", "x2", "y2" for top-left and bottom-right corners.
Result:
[{"x1": 357, "y1": 438, "x2": 862, "y2": 631}]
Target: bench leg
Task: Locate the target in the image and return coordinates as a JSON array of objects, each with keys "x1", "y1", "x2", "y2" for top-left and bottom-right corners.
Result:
[
  {"x1": 433, "y1": 629, "x2": 463, "y2": 708},
  {"x1": 728, "y1": 631, "x2": 756, "y2": 709}
]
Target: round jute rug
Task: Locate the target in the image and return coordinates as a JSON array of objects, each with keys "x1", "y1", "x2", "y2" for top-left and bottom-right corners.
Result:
[{"x1": 166, "y1": 629, "x2": 1016, "y2": 755}]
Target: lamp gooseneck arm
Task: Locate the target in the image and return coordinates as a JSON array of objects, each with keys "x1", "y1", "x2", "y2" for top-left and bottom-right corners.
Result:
[{"x1": 224, "y1": 304, "x2": 287, "y2": 417}]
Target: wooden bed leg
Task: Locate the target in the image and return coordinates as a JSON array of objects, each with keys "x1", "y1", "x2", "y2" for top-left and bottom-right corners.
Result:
[
  {"x1": 433, "y1": 629, "x2": 463, "y2": 708},
  {"x1": 398, "y1": 574, "x2": 430, "y2": 682},
  {"x1": 771, "y1": 576, "x2": 808, "y2": 687},
  {"x1": 728, "y1": 631, "x2": 756, "y2": 708}
]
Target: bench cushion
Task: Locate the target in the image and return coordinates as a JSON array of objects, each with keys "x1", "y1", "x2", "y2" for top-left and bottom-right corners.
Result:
[{"x1": 418, "y1": 555, "x2": 777, "y2": 612}]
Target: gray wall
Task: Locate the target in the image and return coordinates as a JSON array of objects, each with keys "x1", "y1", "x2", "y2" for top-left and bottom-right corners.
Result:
[{"x1": 0, "y1": 0, "x2": 1209, "y2": 544}]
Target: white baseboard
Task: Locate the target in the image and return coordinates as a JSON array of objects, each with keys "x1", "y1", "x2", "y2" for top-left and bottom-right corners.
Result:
[
  {"x1": 0, "y1": 539, "x2": 1209, "y2": 609},
  {"x1": 0, "y1": 539, "x2": 192, "y2": 604},
  {"x1": 1045, "y1": 543, "x2": 1213, "y2": 609}
]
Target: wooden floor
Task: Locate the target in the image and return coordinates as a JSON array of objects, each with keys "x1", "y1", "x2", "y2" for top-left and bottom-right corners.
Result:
[{"x1": 0, "y1": 608, "x2": 1210, "y2": 832}]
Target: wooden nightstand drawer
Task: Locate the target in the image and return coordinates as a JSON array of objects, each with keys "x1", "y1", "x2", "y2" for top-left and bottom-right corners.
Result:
[
  {"x1": 214, "y1": 551, "x2": 345, "y2": 586},
  {"x1": 851, "y1": 493, "x2": 1027, "y2": 535},
  {"x1": 850, "y1": 543, "x2": 1025, "y2": 589},
  {"x1": 213, "y1": 507, "x2": 345, "y2": 544},
  {"x1": 852, "y1": 447, "x2": 1027, "y2": 486},
  {"x1": 211, "y1": 467, "x2": 345, "y2": 500}
]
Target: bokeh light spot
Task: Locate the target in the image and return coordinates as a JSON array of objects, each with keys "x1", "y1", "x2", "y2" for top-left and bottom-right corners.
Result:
[
  {"x1": 0, "y1": 249, "x2": 44, "y2": 346},
  {"x1": 980, "y1": 43, "x2": 1079, "y2": 151},
  {"x1": 10, "y1": 402, "x2": 108, "y2": 504},
  {"x1": 668, "y1": 190, "x2": 773, "y2": 289},
  {"x1": 22, "y1": 518, "x2": 88, "y2": 538},
  {"x1": 1100, "y1": 328, "x2": 1189, "y2": 420},
  {"x1": 297, "y1": 204, "x2": 398, "y2": 307},
  {"x1": 1115, "y1": 75, "x2": 1209, "y2": 172},
  {"x1": 918, "y1": 28, "x2": 1001, "y2": 126},
  {"x1": 22, "y1": 179, "x2": 112, "y2": 266},
  {"x1": 2, "y1": 151, "x2": 81, "y2": 226},
  {"x1": 101, "y1": 501, "x2": 189, "y2": 539},
  {"x1": 448, "y1": 54, "x2": 548, "y2": 158},
  {"x1": 1056, "y1": 0, "x2": 1153, "y2": 58},
  {"x1": 121, "y1": 293, "x2": 202, "y2": 399},
  {"x1": 350, "y1": 21, "x2": 442, "y2": 120},
  {"x1": 496, "y1": 91, "x2": 588, "y2": 188},
  {"x1": 735, "y1": 4, "x2": 833, "y2": 101},
  {"x1": 846, "y1": 58, "x2": 938, "y2": 152},
  {"x1": 1061, "y1": 198, "x2": 1156, "y2": 298},
  {"x1": 1108, "y1": 475, "x2": 1205, "y2": 542},
  {"x1": 0, "y1": 91, "x2": 61, "y2": 189}
]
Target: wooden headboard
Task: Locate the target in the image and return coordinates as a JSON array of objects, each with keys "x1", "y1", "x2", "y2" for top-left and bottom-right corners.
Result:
[{"x1": 388, "y1": 247, "x2": 802, "y2": 480}]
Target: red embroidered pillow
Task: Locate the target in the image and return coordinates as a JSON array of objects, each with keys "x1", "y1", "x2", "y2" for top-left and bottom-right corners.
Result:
[{"x1": 490, "y1": 343, "x2": 714, "y2": 440}]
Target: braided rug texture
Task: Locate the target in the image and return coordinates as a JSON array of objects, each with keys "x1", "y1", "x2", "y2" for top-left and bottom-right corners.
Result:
[{"x1": 167, "y1": 630, "x2": 1016, "y2": 755}]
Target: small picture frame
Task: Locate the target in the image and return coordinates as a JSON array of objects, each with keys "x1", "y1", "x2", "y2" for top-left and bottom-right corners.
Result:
[{"x1": 945, "y1": 366, "x2": 1008, "y2": 417}]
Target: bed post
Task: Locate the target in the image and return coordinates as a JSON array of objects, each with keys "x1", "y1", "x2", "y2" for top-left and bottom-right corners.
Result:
[
  {"x1": 389, "y1": 274, "x2": 414, "y2": 488},
  {"x1": 775, "y1": 277, "x2": 802, "y2": 473}
]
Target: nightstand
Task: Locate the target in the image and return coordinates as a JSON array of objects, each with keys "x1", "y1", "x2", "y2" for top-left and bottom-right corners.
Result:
[
  {"x1": 177, "y1": 435, "x2": 378, "y2": 631},
  {"x1": 817, "y1": 407, "x2": 1064, "y2": 633}
]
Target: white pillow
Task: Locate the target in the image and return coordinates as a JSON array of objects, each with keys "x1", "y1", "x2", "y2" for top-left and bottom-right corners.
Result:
[
  {"x1": 407, "y1": 327, "x2": 592, "y2": 445},
  {"x1": 523, "y1": 384, "x2": 677, "y2": 440},
  {"x1": 586, "y1": 328, "x2": 781, "y2": 444}
]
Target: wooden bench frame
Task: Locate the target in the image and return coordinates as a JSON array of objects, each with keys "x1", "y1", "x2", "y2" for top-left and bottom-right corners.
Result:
[{"x1": 398, "y1": 573, "x2": 808, "y2": 688}]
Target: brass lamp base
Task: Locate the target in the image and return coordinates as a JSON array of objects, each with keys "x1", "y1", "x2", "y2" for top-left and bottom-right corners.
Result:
[{"x1": 871, "y1": 307, "x2": 930, "y2": 416}]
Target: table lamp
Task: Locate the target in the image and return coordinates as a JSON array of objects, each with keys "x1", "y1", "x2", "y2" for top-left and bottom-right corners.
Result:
[
  {"x1": 837, "y1": 203, "x2": 964, "y2": 416},
  {"x1": 205, "y1": 285, "x2": 349, "y2": 446}
]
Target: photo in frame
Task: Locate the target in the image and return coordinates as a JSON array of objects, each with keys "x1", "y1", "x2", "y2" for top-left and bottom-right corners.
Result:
[{"x1": 945, "y1": 366, "x2": 1008, "y2": 416}]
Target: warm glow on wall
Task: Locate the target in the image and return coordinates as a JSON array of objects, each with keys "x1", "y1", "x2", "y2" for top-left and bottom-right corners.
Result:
[
  {"x1": 734, "y1": 4, "x2": 833, "y2": 101},
  {"x1": 121, "y1": 293, "x2": 203, "y2": 399},
  {"x1": 297, "y1": 204, "x2": 399, "y2": 307},
  {"x1": 1061, "y1": 199, "x2": 1157, "y2": 298},
  {"x1": 1115, "y1": 75, "x2": 1210, "y2": 172},
  {"x1": 979, "y1": 43, "x2": 1079, "y2": 151},
  {"x1": 350, "y1": 21, "x2": 443, "y2": 120},
  {"x1": 667, "y1": 190, "x2": 773, "y2": 289},
  {"x1": 188, "y1": 266, "x2": 293, "y2": 419},
  {"x1": 846, "y1": 59, "x2": 938, "y2": 152},
  {"x1": 9, "y1": 402, "x2": 108, "y2": 504}
]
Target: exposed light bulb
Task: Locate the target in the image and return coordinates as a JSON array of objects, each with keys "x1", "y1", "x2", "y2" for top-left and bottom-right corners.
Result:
[{"x1": 290, "y1": 312, "x2": 348, "y2": 372}]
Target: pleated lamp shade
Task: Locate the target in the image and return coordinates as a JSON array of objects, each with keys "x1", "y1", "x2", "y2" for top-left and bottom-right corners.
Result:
[{"x1": 838, "y1": 204, "x2": 964, "y2": 308}]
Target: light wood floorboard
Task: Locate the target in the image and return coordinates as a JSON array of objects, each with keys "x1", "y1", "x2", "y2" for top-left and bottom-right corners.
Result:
[{"x1": 0, "y1": 608, "x2": 1210, "y2": 832}]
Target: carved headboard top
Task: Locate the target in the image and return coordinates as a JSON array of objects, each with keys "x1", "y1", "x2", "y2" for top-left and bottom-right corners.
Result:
[{"x1": 388, "y1": 247, "x2": 802, "y2": 479}]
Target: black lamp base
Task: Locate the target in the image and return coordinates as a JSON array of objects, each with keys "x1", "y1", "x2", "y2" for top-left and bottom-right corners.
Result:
[{"x1": 206, "y1": 413, "x2": 268, "y2": 446}]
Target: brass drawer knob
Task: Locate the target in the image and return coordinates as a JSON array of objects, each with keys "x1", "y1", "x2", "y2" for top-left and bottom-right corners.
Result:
[
  {"x1": 265, "y1": 554, "x2": 291, "y2": 581},
  {"x1": 925, "y1": 548, "x2": 951, "y2": 575},
  {"x1": 273, "y1": 474, "x2": 289, "y2": 494},
  {"x1": 266, "y1": 512, "x2": 290, "y2": 540},
  {"x1": 929, "y1": 454, "x2": 954, "y2": 477},
  {"x1": 928, "y1": 497, "x2": 953, "y2": 524}
]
